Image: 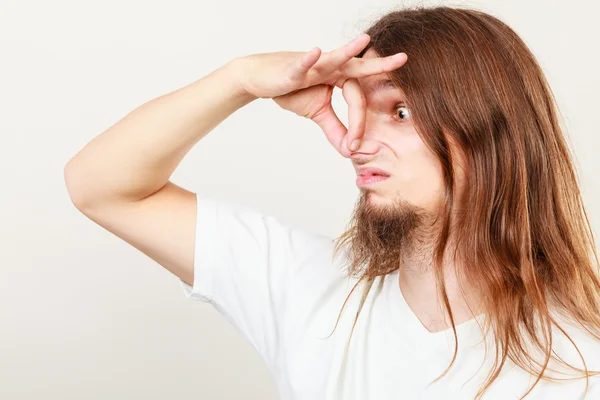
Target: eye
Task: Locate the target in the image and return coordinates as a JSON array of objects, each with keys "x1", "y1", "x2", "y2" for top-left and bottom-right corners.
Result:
[{"x1": 393, "y1": 104, "x2": 411, "y2": 122}]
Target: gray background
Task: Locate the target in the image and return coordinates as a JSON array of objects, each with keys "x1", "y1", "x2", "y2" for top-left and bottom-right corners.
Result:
[{"x1": 1, "y1": 0, "x2": 598, "y2": 398}]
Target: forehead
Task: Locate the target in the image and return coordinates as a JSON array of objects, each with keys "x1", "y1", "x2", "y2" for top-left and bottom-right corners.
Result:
[
  {"x1": 362, "y1": 48, "x2": 379, "y2": 59},
  {"x1": 358, "y1": 49, "x2": 405, "y2": 98}
]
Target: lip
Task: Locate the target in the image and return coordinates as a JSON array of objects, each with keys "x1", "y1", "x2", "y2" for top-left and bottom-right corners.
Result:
[
  {"x1": 356, "y1": 174, "x2": 390, "y2": 187},
  {"x1": 356, "y1": 167, "x2": 391, "y2": 177},
  {"x1": 355, "y1": 167, "x2": 391, "y2": 188}
]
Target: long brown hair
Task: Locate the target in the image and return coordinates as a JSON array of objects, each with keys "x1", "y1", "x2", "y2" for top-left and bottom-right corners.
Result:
[{"x1": 329, "y1": 5, "x2": 600, "y2": 399}]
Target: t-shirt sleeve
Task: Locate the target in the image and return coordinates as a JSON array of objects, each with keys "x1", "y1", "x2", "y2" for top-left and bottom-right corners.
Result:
[{"x1": 179, "y1": 193, "x2": 335, "y2": 368}]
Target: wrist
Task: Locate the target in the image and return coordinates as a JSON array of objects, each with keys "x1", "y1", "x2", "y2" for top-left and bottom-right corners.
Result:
[{"x1": 224, "y1": 57, "x2": 259, "y2": 103}]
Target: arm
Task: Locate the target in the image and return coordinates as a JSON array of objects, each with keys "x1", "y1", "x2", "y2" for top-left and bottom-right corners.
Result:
[
  {"x1": 63, "y1": 38, "x2": 399, "y2": 289},
  {"x1": 64, "y1": 58, "x2": 256, "y2": 207},
  {"x1": 63, "y1": 59, "x2": 256, "y2": 285}
]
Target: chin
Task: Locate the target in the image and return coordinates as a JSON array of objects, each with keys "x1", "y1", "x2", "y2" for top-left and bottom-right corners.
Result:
[{"x1": 364, "y1": 191, "x2": 394, "y2": 205}]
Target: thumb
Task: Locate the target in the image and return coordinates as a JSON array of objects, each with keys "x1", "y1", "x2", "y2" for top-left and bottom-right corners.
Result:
[
  {"x1": 288, "y1": 47, "x2": 322, "y2": 81},
  {"x1": 312, "y1": 103, "x2": 352, "y2": 158}
]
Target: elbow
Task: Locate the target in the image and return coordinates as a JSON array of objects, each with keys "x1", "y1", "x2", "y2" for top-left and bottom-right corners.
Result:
[{"x1": 64, "y1": 160, "x2": 92, "y2": 211}]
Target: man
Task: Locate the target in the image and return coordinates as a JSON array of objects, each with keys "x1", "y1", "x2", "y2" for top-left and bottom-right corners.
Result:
[{"x1": 65, "y1": 5, "x2": 600, "y2": 399}]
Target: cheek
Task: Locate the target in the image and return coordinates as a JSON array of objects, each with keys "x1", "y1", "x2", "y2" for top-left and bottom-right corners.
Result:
[
  {"x1": 393, "y1": 139, "x2": 444, "y2": 209},
  {"x1": 412, "y1": 163, "x2": 444, "y2": 209},
  {"x1": 393, "y1": 131, "x2": 438, "y2": 177}
]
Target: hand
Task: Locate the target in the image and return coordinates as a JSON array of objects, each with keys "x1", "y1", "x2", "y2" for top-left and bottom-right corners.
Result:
[
  {"x1": 233, "y1": 34, "x2": 408, "y2": 156},
  {"x1": 272, "y1": 79, "x2": 372, "y2": 158}
]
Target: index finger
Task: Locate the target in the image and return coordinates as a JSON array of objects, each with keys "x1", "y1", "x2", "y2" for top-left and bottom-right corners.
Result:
[{"x1": 343, "y1": 52, "x2": 407, "y2": 78}]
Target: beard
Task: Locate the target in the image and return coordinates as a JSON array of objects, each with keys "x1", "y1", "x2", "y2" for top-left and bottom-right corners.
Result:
[{"x1": 335, "y1": 190, "x2": 440, "y2": 280}]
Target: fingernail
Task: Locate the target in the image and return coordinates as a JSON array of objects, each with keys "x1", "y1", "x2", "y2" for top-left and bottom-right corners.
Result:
[{"x1": 350, "y1": 139, "x2": 360, "y2": 151}]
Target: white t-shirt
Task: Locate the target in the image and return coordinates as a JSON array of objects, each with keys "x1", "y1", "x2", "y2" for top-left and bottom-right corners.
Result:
[{"x1": 180, "y1": 194, "x2": 600, "y2": 399}]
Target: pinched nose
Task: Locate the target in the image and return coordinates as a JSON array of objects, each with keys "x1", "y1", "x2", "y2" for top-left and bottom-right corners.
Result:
[{"x1": 350, "y1": 146, "x2": 380, "y2": 164}]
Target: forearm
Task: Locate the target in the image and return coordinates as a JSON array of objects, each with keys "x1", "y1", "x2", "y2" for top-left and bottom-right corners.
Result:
[{"x1": 64, "y1": 58, "x2": 256, "y2": 207}]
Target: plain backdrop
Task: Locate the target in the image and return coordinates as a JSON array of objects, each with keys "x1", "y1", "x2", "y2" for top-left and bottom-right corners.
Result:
[{"x1": 1, "y1": 0, "x2": 598, "y2": 398}]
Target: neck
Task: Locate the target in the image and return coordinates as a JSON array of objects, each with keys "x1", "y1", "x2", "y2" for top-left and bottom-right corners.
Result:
[{"x1": 398, "y1": 234, "x2": 483, "y2": 333}]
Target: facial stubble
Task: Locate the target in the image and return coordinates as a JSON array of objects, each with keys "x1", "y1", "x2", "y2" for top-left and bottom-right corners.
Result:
[{"x1": 340, "y1": 190, "x2": 440, "y2": 280}]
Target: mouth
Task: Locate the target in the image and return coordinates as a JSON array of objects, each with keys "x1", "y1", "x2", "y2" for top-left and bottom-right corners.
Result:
[
  {"x1": 356, "y1": 173, "x2": 390, "y2": 187},
  {"x1": 359, "y1": 172, "x2": 390, "y2": 177},
  {"x1": 356, "y1": 167, "x2": 391, "y2": 178},
  {"x1": 354, "y1": 166, "x2": 391, "y2": 187}
]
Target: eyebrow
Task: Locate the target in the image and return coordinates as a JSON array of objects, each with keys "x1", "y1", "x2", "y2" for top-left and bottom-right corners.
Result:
[{"x1": 364, "y1": 79, "x2": 400, "y2": 95}]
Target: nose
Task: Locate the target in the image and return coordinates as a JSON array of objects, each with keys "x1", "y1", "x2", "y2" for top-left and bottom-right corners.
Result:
[
  {"x1": 349, "y1": 110, "x2": 381, "y2": 156},
  {"x1": 350, "y1": 153, "x2": 377, "y2": 165}
]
